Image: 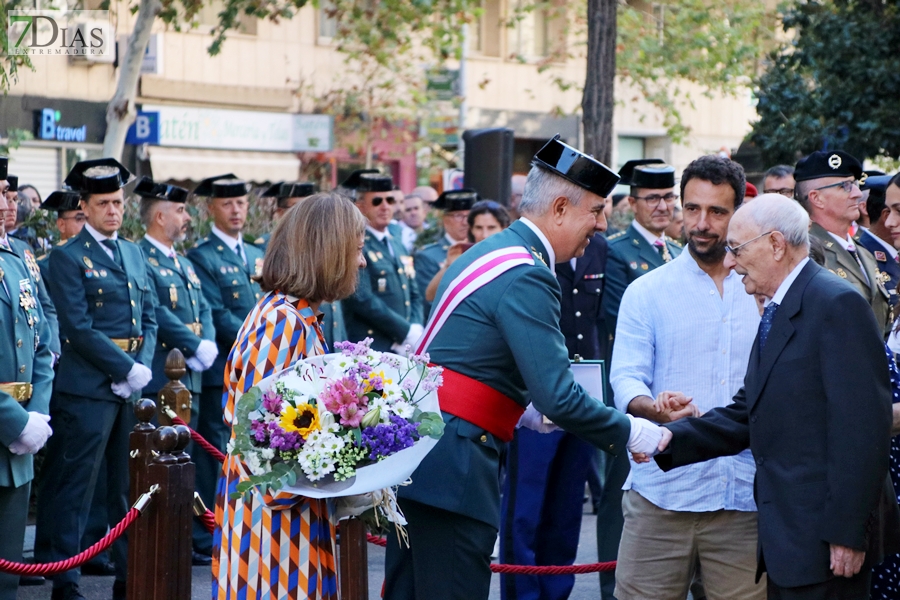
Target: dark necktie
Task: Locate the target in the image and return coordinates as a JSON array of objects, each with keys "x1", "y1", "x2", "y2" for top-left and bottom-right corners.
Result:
[
  {"x1": 846, "y1": 246, "x2": 870, "y2": 285},
  {"x1": 101, "y1": 239, "x2": 123, "y2": 268},
  {"x1": 758, "y1": 302, "x2": 778, "y2": 350}
]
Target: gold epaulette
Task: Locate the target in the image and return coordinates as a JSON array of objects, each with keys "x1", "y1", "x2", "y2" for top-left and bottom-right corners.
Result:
[{"x1": 607, "y1": 231, "x2": 627, "y2": 241}]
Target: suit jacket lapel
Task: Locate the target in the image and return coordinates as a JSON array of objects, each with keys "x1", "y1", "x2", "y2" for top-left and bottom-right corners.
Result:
[
  {"x1": 78, "y1": 228, "x2": 122, "y2": 273},
  {"x1": 628, "y1": 225, "x2": 664, "y2": 269},
  {"x1": 747, "y1": 261, "x2": 818, "y2": 411},
  {"x1": 509, "y1": 220, "x2": 550, "y2": 269}
]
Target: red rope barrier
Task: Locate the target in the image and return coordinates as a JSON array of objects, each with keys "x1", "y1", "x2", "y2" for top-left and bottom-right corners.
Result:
[
  {"x1": 170, "y1": 414, "x2": 226, "y2": 464},
  {"x1": 364, "y1": 534, "x2": 615, "y2": 574},
  {"x1": 0, "y1": 508, "x2": 142, "y2": 576},
  {"x1": 199, "y1": 509, "x2": 217, "y2": 535}
]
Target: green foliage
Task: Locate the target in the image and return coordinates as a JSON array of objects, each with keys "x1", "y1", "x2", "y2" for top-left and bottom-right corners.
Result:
[
  {"x1": 0, "y1": 1, "x2": 33, "y2": 93},
  {"x1": 750, "y1": 0, "x2": 900, "y2": 165},
  {"x1": 416, "y1": 411, "x2": 445, "y2": 439}
]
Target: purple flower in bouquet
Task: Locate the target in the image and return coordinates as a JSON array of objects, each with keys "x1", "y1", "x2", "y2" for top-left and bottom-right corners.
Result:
[
  {"x1": 319, "y1": 377, "x2": 370, "y2": 428},
  {"x1": 250, "y1": 420, "x2": 268, "y2": 444},
  {"x1": 334, "y1": 338, "x2": 373, "y2": 357},
  {"x1": 267, "y1": 421, "x2": 303, "y2": 452},
  {"x1": 261, "y1": 389, "x2": 284, "y2": 413},
  {"x1": 360, "y1": 414, "x2": 420, "y2": 461}
]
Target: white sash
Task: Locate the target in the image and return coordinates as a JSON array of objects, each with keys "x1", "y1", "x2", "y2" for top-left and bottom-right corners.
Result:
[{"x1": 415, "y1": 246, "x2": 535, "y2": 354}]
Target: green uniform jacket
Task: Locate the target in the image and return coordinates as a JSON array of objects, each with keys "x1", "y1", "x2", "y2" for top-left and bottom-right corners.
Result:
[
  {"x1": 343, "y1": 230, "x2": 423, "y2": 351},
  {"x1": 319, "y1": 301, "x2": 346, "y2": 352},
  {"x1": 0, "y1": 246, "x2": 54, "y2": 488},
  {"x1": 47, "y1": 228, "x2": 157, "y2": 403},
  {"x1": 810, "y1": 222, "x2": 890, "y2": 333},
  {"x1": 602, "y1": 223, "x2": 682, "y2": 337},
  {"x1": 9, "y1": 236, "x2": 60, "y2": 355},
  {"x1": 398, "y1": 220, "x2": 631, "y2": 528},
  {"x1": 253, "y1": 233, "x2": 270, "y2": 253},
  {"x1": 187, "y1": 236, "x2": 264, "y2": 387},
  {"x1": 139, "y1": 239, "x2": 216, "y2": 394},
  {"x1": 414, "y1": 236, "x2": 451, "y2": 319}
]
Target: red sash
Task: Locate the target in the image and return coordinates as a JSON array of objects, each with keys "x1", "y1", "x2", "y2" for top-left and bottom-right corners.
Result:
[{"x1": 436, "y1": 366, "x2": 524, "y2": 443}]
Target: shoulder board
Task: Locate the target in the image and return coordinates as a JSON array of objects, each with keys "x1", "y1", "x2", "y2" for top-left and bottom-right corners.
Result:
[
  {"x1": 121, "y1": 237, "x2": 133, "y2": 243},
  {"x1": 193, "y1": 237, "x2": 210, "y2": 248},
  {"x1": 607, "y1": 231, "x2": 627, "y2": 241},
  {"x1": 669, "y1": 239, "x2": 683, "y2": 248},
  {"x1": 254, "y1": 237, "x2": 265, "y2": 245}
]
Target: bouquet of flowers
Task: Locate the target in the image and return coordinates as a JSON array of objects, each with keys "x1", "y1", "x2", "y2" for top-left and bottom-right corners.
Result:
[{"x1": 228, "y1": 338, "x2": 445, "y2": 500}]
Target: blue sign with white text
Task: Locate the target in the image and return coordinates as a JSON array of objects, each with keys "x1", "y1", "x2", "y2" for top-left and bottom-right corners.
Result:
[{"x1": 125, "y1": 111, "x2": 160, "y2": 145}]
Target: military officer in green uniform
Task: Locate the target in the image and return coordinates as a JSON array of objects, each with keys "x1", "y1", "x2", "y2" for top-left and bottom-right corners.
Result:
[
  {"x1": 36, "y1": 159, "x2": 157, "y2": 600},
  {"x1": 414, "y1": 188, "x2": 477, "y2": 318},
  {"x1": 0, "y1": 157, "x2": 54, "y2": 600},
  {"x1": 794, "y1": 150, "x2": 891, "y2": 333},
  {"x1": 384, "y1": 136, "x2": 665, "y2": 599},
  {"x1": 603, "y1": 160, "x2": 683, "y2": 336},
  {"x1": 186, "y1": 174, "x2": 264, "y2": 558},
  {"x1": 341, "y1": 171, "x2": 424, "y2": 351}
]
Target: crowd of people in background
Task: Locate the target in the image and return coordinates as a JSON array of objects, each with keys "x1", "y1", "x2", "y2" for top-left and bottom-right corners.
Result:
[{"x1": 1, "y1": 142, "x2": 900, "y2": 600}]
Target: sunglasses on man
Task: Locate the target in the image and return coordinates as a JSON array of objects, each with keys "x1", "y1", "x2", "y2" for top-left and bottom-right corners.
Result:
[{"x1": 371, "y1": 196, "x2": 398, "y2": 207}]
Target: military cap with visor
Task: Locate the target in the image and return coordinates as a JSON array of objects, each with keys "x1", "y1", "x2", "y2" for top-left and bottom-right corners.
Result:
[
  {"x1": 40, "y1": 189, "x2": 83, "y2": 212},
  {"x1": 794, "y1": 150, "x2": 863, "y2": 182},
  {"x1": 193, "y1": 173, "x2": 248, "y2": 198},
  {"x1": 630, "y1": 164, "x2": 676, "y2": 190},
  {"x1": 261, "y1": 181, "x2": 317, "y2": 201},
  {"x1": 618, "y1": 158, "x2": 665, "y2": 187},
  {"x1": 340, "y1": 169, "x2": 381, "y2": 190},
  {"x1": 532, "y1": 134, "x2": 620, "y2": 198},
  {"x1": 434, "y1": 188, "x2": 479, "y2": 212},
  {"x1": 64, "y1": 158, "x2": 133, "y2": 194},
  {"x1": 134, "y1": 176, "x2": 189, "y2": 203},
  {"x1": 6, "y1": 175, "x2": 17, "y2": 192}
]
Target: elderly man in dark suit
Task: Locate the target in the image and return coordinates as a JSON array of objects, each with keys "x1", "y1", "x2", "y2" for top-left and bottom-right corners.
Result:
[{"x1": 652, "y1": 194, "x2": 900, "y2": 599}]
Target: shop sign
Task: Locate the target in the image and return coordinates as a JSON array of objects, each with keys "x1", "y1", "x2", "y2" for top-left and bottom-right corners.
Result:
[{"x1": 35, "y1": 107, "x2": 88, "y2": 142}]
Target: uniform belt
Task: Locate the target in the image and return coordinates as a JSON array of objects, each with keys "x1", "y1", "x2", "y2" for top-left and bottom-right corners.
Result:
[
  {"x1": 435, "y1": 366, "x2": 524, "y2": 443},
  {"x1": 111, "y1": 337, "x2": 144, "y2": 352},
  {"x1": 0, "y1": 382, "x2": 33, "y2": 403},
  {"x1": 185, "y1": 323, "x2": 203, "y2": 336}
]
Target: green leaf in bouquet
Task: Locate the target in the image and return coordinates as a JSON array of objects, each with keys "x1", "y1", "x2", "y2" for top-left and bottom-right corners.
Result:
[
  {"x1": 411, "y1": 407, "x2": 423, "y2": 421},
  {"x1": 352, "y1": 427, "x2": 363, "y2": 446},
  {"x1": 417, "y1": 412, "x2": 445, "y2": 439}
]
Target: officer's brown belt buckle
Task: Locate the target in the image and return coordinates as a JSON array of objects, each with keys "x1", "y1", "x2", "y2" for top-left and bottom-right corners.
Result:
[
  {"x1": 0, "y1": 382, "x2": 33, "y2": 403},
  {"x1": 112, "y1": 337, "x2": 144, "y2": 353}
]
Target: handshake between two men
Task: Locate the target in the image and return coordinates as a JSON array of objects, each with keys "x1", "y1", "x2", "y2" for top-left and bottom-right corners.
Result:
[{"x1": 629, "y1": 390, "x2": 694, "y2": 463}]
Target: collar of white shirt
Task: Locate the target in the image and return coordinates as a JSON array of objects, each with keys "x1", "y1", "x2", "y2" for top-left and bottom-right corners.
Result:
[
  {"x1": 866, "y1": 230, "x2": 899, "y2": 260},
  {"x1": 84, "y1": 222, "x2": 118, "y2": 243},
  {"x1": 445, "y1": 233, "x2": 464, "y2": 245},
  {"x1": 144, "y1": 234, "x2": 176, "y2": 258},
  {"x1": 631, "y1": 219, "x2": 665, "y2": 248},
  {"x1": 826, "y1": 231, "x2": 856, "y2": 252},
  {"x1": 767, "y1": 257, "x2": 810, "y2": 307},
  {"x1": 211, "y1": 224, "x2": 242, "y2": 251},
  {"x1": 367, "y1": 225, "x2": 391, "y2": 243},
  {"x1": 519, "y1": 217, "x2": 556, "y2": 274}
]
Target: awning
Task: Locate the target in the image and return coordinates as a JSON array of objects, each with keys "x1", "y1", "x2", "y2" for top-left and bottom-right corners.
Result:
[{"x1": 146, "y1": 147, "x2": 300, "y2": 184}]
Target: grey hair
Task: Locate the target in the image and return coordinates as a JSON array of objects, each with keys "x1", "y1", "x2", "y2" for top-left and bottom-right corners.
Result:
[
  {"x1": 139, "y1": 198, "x2": 162, "y2": 228},
  {"x1": 736, "y1": 193, "x2": 810, "y2": 250},
  {"x1": 518, "y1": 165, "x2": 588, "y2": 217},
  {"x1": 765, "y1": 164, "x2": 795, "y2": 179},
  {"x1": 794, "y1": 179, "x2": 816, "y2": 211}
]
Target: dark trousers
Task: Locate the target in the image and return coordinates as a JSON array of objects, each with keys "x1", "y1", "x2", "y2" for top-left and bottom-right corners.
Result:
[
  {"x1": 596, "y1": 428, "x2": 630, "y2": 599},
  {"x1": 193, "y1": 385, "x2": 228, "y2": 554},
  {"x1": 384, "y1": 499, "x2": 497, "y2": 600},
  {"x1": 0, "y1": 481, "x2": 29, "y2": 600},
  {"x1": 34, "y1": 393, "x2": 132, "y2": 586},
  {"x1": 500, "y1": 428, "x2": 594, "y2": 600},
  {"x1": 767, "y1": 570, "x2": 871, "y2": 600}
]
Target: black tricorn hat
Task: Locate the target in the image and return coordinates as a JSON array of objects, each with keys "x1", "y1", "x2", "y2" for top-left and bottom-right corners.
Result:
[
  {"x1": 6, "y1": 175, "x2": 17, "y2": 192},
  {"x1": 340, "y1": 169, "x2": 381, "y2": 190},
  {"x1": 193, "y1": 174, "x2": 247, "y2": 198},
  {"x1": 794, "y1": 150, "x2": 863, "y2": 182},
  {"x1": 631, "y1": 163, "x2": 676, "y2": 190},
  {"x1": 434, "y1": 189, "x2": 479, "y2": 212},
  {"x1": 532, "y1": 135, "x2": 620, "y2": 198},
  {"x1": 261, "y1": 181, "x2": 317, "y2": 200},
  {"x1": 134, "y1": 176, "x2": 189, "y2": 203},
  {"x1": 40, "y1": 189, "x2": 82, "y2": 212},
  {"x1": 0, "y1": 156, "x2": 7, "y2": 181},
  {"x1": 618, "y1": 159, "x2": 665, "y2": 186},
  {"x1": 357, "y1": 173, "x2": 394, "y2": 193},
  {"x1": 64, "y1": 158, "x2": 132, "y2": 194}
]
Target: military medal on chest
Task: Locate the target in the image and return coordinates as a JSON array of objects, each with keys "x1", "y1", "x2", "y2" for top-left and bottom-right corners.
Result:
[
  {"x1": 23, "y1": 249, "x2": 41, "y2": 282},
  {"x1": 169, "y1": 284, "x2": 179, "y2": 308},
  {"x1": 255, "y1": 257, "x2": 264, "y2": 277},
  {"x1": 18, "y1": 278, "x2": 39, "y2": 328}
]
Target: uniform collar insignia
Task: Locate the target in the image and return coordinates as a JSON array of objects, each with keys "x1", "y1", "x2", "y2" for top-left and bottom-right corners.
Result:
[{"x1": 530, "y1": 246, "x2": 546, "y2": 266}]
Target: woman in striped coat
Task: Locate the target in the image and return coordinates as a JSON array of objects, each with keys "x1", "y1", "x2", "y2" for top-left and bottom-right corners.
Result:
[{"x1": 212, "y1": 192, "x2": 367, "y2": 600}]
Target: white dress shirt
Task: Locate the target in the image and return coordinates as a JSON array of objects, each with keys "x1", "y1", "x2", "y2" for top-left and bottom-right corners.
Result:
[
  {"x1": 211, "y1": 224, "x2": 245, "y2": 264},
  {"x1": 144, "y1": 234, "x2": 176, "y2": 259},
  {"x1": 767, "y1": 257, "x2": 810, "y2": 307},
  {"x1": 611, "y1": 250, "x2": 760, "y2": 512},
  {"x1": 828, "y1": 231, "x2": 869, "y2": 284},
  {"x1": 84, "y1": 222, "x2": 119, "y2": 260},
  {"x1": 632, "y1": 219, "x2": 666, "y2": 247}
]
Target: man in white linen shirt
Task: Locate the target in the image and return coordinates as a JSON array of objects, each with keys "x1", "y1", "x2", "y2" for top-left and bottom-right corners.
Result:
[{"x1": 610, "y1": 155, "x2": 765, "y2": 600}]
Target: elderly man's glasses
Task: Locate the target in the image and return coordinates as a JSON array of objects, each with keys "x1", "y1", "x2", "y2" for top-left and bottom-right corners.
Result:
[
  {"x1": 813, "y1": 180, "x2": 859, "y2": 194},
  {"x1": 725, "y1": 231, "x2": 775, "y2": 258},
  {"x1": 634, "y1": 193, "x2": 679, "y2": 207},
  {"x1": 371, "y1": 196, "x2": 397, "y2": 207},
  {"x1": 764, "y1": 188, "x2": 794, "y2": 197}
]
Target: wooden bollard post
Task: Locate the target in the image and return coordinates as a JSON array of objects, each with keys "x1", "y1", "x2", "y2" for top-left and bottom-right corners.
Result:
[
  {"x1": 339, "y1": 518, "x2": 369, "y2": 600},
  {"x1": 157, "y1": 349, "x2": 192, "y2": 426},
  {"x1": 128, "y1": 399, "x2": 158, "y2": 600}
]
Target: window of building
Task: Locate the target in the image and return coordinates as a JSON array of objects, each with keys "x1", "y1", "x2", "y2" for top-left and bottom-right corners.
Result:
[
  {"x1": 508, "y1": 0, "x2": 565, "y2": 60},
  {"x1": 318, "y1": 0, "x2": 338, "y2": 40},
  {"x1": 468, "y1": 0, "x2": 501, "y2": 57},
  {"x1": 617, "y1": 136, "x2": 646, "y2": 170},
  {"x1": 195, "y1": 0, "x2": 257, "y2": 35}
]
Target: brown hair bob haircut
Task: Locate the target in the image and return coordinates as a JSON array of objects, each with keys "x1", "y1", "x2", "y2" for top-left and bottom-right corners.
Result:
[{"x1": 259, "y1": 192, "x2": 366, "y2": 303}]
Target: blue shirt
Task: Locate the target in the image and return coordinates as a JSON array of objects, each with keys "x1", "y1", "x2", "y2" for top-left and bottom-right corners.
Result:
[{"x1": 611, "y1": 250, "x2": 760, "y2": 512}]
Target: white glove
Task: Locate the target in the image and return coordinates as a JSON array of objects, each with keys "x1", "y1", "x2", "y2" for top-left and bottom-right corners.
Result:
[
  {"x1": 185, "y1": 356, "x2": 206, "y2": 373},
  {"x1": 193, "y1": 340, "x2": 219, "y2": 370},
  {"x1": 126, "y1": 363, "x2": 153, "y2": 391},
  {"x1": 516, "y1": 404, "x2": 560, "y2": 433},
  {"x1": 402, "y1": 323, "x2": 424, "y2": 349},
  {"x1": 8, "y1": 412, "x2": 52, "y2": 455},
  {"x1": 626, "y1": 414, "x2": 664, "y2": 456},
  {"x1": 111, "y1": 381, "x2": 134, "y2": 399}
]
